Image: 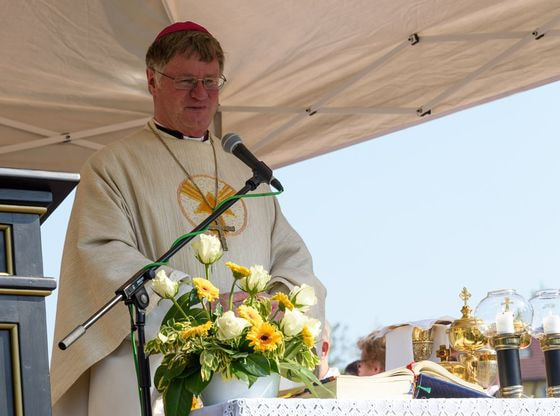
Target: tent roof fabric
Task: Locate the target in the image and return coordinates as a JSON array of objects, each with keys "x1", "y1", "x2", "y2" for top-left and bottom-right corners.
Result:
[{"x1": 1, "y1": 0, "x2": 559, "y2": 172}]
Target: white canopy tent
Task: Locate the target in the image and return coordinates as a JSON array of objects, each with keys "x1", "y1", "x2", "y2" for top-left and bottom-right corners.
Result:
[{"x1": 1, "y1": 0, "x2": 559, "y2": 172}]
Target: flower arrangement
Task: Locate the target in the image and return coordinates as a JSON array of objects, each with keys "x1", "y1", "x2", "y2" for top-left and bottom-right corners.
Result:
[{"x1": 146, "y1": 233, "x2": 322, "y2": 416}]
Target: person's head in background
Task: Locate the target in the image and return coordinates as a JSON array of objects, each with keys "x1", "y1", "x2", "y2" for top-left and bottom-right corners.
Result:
[
  {"x1": 357, "y1": 330, "x2": 386, "y2": 376},
  {"x1": 343, "y1": 360, "x2": 361, "y2": 376}
]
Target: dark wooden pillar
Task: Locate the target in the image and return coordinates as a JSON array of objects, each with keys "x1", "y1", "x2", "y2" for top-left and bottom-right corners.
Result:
[{"x1": 0, "y1": 168, "x2": 78, "y2": 416}]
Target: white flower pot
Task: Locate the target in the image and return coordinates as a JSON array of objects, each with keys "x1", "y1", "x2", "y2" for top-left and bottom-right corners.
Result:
[{"x1": 200, "y1": 373, "x2": 280, "y2": 406}]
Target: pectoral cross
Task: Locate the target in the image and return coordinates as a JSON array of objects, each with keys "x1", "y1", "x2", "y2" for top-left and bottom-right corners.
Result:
[{"x1": 209, "y1": 222, "x2": 235, "y2": 251}]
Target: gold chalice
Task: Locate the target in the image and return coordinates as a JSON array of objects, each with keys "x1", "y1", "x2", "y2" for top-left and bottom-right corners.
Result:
[{"x1": 412, "y1": 327, "x2": 434, "y2": 361}]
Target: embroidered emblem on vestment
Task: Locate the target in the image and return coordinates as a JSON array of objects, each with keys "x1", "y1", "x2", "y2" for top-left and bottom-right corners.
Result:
[{"x1": 177, "y1": 175, "x2": 247, "y2": 237}]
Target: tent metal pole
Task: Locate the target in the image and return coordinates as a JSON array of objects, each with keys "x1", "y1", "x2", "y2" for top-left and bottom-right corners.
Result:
[
  {"x1": 0, "y1": 116, "x2": 57, "y2": 136},
  {"x1": 422, "y1": 33, "x2": 527, "y2": 42},
  {"x1": 0, "y1": 117, "x2": 149, "y2": 155},
  {"x1": 253, "y1": 39, "x2": 411, "y2": 152},
  {"x1": 310, "y1": 40, "x2": 410, "y2": 111},
  {"x1": 421, "y1": 14, "x2": 560, "y2": 115},
  {"x1": 315, "y1": 107, "x2": 417, "y2": 115}
]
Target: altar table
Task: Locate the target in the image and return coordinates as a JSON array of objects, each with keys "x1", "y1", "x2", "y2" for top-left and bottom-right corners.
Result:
[{"x1": 191, "y1": 398, "x2": 560, "y2": 416}]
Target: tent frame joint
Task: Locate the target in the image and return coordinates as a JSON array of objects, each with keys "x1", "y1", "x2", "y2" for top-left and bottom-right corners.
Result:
[
  {"x1": 408, "y1": 33, "x2": 420, "y2": 45},
  {"x1": 416, "y1": 107, "x2": 431, "y2": 117},
  {"x1": 63, "y1": 133, "x2": 71, "y2": 143},
  {"x1": 306, "y1": 107, "x2": 317, "y2": 116},
  {"x1": 532, "y1": 30, "x2": 545, "y2": 40}
]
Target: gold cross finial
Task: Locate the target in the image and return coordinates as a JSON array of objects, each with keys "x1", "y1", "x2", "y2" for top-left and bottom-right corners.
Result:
[
  {"x1": 501, "y1": 296, "x2": 512, "y2": 312},
  {"x1": 459, "y1": 287, "x2": 471, "y2": 306}
]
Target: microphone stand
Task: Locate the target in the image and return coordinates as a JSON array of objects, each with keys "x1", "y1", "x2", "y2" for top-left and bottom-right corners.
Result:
[{"x1": 59, "y1": 172, "x2": 270, "y2": 416}]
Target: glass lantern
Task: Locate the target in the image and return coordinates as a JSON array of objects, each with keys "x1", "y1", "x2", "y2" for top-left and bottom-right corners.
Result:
[
  {"x1": 529, "y1": 289, "x2": 560, "y2": 397},
  {"x1": 474, "y1": 289, "x2": 533, "y2": 348},
  {"x1": 529, "y1": 289, "x2": 560, "y2": 338},
  {"x1": 474, "y1": 289, "x2": 533, "y2": 398}
]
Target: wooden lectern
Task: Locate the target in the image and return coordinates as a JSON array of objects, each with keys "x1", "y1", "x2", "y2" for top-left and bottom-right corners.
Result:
[{"x1": 0, "y1": 167, "x2": 79, "y2": 416}]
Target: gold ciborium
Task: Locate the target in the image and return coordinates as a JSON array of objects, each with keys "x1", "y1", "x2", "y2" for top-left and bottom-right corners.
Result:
[
  {"x1": 448, "y1": 287, "x2": 494, "y2": 385},
  {"x1": 412, "y1": 327, "x2": 434, "y2": 361}
]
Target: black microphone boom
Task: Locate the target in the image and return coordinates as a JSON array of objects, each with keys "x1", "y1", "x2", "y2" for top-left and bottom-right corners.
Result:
[{"x1": 221, "y1": 133, "x2": 284, "y2": 191}]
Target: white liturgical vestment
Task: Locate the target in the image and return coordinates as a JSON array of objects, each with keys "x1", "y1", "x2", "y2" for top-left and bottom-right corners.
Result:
[{"x1": 51, "y1": 120, "x2": 325, "y2": 415}]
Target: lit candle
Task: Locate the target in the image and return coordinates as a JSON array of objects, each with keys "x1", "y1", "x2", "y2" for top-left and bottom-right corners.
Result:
[
  {"x1": 543, "y1": 314, "x2": 560, "y2": 334},
  {"x1": 496, "y1": 310, "x2": 515, "y2": 334}
]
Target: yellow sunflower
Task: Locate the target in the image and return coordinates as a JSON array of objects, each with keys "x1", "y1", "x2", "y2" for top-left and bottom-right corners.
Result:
[
  {"x1": 272, "y1": 292, "x2": 294, "y2": 310},
  {"x1": 247, "y1": 322, "x2": 283, "y2": 352},
  {"x1": 301, "y1": 325, "x2": 315, "y2": 348},
  {"x1": 225, "y1": 261, "x2": 251, "y2": 279},
  {"x1": 192, "y1": 277, "x2": 219, "y2": 302},
  {"x1": 181, "y1": 321, "x2": 212, "y2": 339},
  {"x1": 237, "y1": 304, "x2": 263, "y2": 326}
]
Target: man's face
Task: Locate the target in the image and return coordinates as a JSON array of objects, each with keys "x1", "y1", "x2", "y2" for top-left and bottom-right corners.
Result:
[{"x1": 147, "y1": 54, "x2": 220, "y2": 137}]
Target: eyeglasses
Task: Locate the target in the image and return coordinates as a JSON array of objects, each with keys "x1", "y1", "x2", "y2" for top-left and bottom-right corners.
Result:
[{"x1": 153, "y1": 69, "x2": 226, "y2": 91}]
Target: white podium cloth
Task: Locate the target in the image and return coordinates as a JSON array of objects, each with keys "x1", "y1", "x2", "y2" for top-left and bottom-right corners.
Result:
[{"x1": 192, "y1": 398, "x2": 560, "y2": 416}]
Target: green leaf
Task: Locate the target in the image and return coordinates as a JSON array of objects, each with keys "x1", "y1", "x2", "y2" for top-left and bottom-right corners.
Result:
[
  {"x1": 213, "y1": 302, "x2": 223, "y2": 316},
  {"x1": 269, "y1": 359, "x2": 279, "y2": 374},
  {"x1": 177, "y1": 362, "x2": 200, "y2": 379},
  {"x1": 188, "y1": 308, "x2": 210, "y2": 325},
  {"x1": 163, "y1": 378, "x2": 193, "y2": 416},
  {"x1": 163, "y1": 302, "x2": 208, "y2": 327},
  {"x1": 256, "y1": 297, "x2": 272, "y2": 318},
  {"x1": 200, "y1": 350, "x2": 218, "y2": 381},
  {"x1": 279, "y1": 361, "x2": 331, "y2": 398},
  {"x1": 242, "y1": 354, "x2": 271, "y2": 377},
  {"x1": 200, "y1": 350, "x2": 217, "y2": 370},
  {"x1": 231, "y1": 367, "x2": 250, "y2": 384},
  {"x1": 183, "y1": 369, "x2": 211, "y2": 395},
  {"x1": 283, "y1": 339, "x2": 301, "y2": 360},
  {"x1": 162, "y1": 291, "x2": 194, "y2": 324},
  {"x1": 166, "y1": 360, "x2": 187, "y2": 380},
  {"x1": 246, "y1": 373, "x2": 258, "y2": 387},
  {"x1": 230, "y1": 351, "x2": 249, "y2": 359},
  {"x1": 145, "y1": 339, "x2": 162, "y2": 355},
  {"x1": 213, "y1": 344, "x2": 243, "y2": 356},
  {"x1": 154, "y1": 365, "x2": 170, "y2": 393}
]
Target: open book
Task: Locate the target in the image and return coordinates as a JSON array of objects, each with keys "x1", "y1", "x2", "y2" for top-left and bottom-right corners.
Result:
[{"x1": 282, "y1": 360, "x2": 490, "y2": 400}]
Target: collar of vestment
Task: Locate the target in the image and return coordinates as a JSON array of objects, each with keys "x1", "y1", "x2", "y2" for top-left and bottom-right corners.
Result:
[{"x1": 153, "y1": 119, "x2": 209, "y2": 142}]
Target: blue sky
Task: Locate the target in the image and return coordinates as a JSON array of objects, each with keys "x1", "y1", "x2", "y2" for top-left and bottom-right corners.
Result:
[{"x1": 42, "y1": 80, "x2": 560, "y2": 365}]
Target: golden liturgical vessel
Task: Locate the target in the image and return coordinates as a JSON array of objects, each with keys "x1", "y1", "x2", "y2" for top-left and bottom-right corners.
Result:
[
  {"x1": 412, "y1": 326, "x2": 434, "y2": 361},
  {"x1": 448, "y1": 287, "x2": 498, "y2": 387}
]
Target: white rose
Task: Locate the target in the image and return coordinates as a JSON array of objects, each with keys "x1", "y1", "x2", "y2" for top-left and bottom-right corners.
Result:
[
  {"x1": 305, "y1": 317, "x2": 322, "y2": 339},
  {"x1": 240, "y1": 265, "x2": 271, "y2": 293},
  {"x1": 215, "y1": 311, "x2": 250, "y2": 340},
  {"x1": 289, "y1": 284, "x2": 317, "y2": 312},
  {"x1": 151, "y1": 270, "x2": 179, "y2": 299},
  {"x1": 192, "y1": 234, "x2": 223, "y2": 265},
  {"x1": 280, "y1": 308, "x2": 306, "y2": 337}
]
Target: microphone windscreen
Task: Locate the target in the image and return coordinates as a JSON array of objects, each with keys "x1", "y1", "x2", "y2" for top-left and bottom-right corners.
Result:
[{"x1": 221, "y1": 133, "x2": 242, "y2": 154}]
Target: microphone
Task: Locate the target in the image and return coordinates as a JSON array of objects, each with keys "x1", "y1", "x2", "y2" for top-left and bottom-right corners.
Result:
[{"x1": 221, "y1": 133, "x2": 284, "y2": 191}]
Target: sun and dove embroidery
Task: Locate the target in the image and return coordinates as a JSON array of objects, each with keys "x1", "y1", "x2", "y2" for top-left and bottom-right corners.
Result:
[{"x1": 177, "y1": 175, "x2": 248, "y2": 250}]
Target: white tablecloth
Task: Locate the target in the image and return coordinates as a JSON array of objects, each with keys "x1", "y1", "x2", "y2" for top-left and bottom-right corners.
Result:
[{"x1": 191, "y1": 398, "x2": 560, "y2": 416}]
